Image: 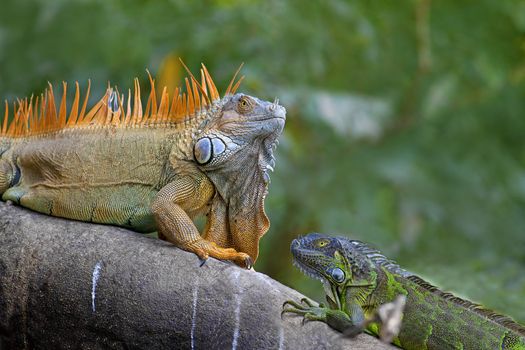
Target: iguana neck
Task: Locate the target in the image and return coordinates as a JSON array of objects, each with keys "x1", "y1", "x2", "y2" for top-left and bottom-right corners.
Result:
[{"x1": 204, "y1": 137, "x2": 272, "y2": 261}]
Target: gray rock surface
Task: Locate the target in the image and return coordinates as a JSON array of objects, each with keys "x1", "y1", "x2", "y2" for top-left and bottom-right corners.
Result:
[{"x1": 0, "y1": 202, "x2": 395, "y2": 349}]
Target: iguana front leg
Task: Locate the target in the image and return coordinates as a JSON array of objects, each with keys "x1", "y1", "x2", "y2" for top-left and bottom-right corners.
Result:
[
  {"x1": 282, "y1": 298, "x2": 362, "y2": 333},
  {"x1": 151, "y1": 174, "x2": 252, "y2": 268}
]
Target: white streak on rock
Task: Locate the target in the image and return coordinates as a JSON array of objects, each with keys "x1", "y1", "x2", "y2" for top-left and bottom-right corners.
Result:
[
  {"x1": 231, "y1": 269, "x2": 242, "y2": 350},
  {"x1": 278, "y1": 326, "x2": 285, "y2": 350},
  {"x1": 191, "y1": 283, "x2": 199, "y2": 350},
  {"x1": 91, "y1": 261, "x2": 102, "y2": 313}
]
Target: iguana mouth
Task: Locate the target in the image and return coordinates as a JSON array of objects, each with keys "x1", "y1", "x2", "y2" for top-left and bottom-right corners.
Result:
[
  {"x1": 270, "y1": 104, "x2": 286, "y2": 121},
  {"x1": 290, "y1": 238, "x2": 332, "y2": 284},
  {"x1": 257, "y1": 115, "x2": 285, "y2": 122},
  {"x1": 292, "y1": 258, "x2": 329, "y2": 285}
]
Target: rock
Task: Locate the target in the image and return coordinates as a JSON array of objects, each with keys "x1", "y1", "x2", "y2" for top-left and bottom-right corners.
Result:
[{"x1": 0, "y1": 202, "x2": 395, "y2": 350}]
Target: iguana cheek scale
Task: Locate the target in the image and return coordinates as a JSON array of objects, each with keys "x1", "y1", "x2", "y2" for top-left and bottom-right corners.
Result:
[
  {"x1": 283, "y1": 233, "x2": 525, "y2": 349},
  {"x1": 0, "y1": 63, "x2": 286, "y2": 269}
]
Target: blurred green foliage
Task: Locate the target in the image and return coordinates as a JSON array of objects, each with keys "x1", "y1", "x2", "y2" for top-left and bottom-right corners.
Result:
[{"x1": 1, "y1": 0, "x2": 524, "y2": 323}]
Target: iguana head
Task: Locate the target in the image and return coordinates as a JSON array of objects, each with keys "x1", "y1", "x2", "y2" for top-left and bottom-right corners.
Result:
[
  {"x1": 193, "y1": 92, "x2": 286, "y2": 261},
  {"x1": 291, "y1": 233, "x2": 377, "y2": 306}
]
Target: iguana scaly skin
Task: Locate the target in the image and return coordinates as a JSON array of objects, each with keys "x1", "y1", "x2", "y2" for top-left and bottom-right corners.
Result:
[
  {"x1": 282, "y1": 233, "x2": 525, "y2": 349},
  {"x1": 0, "y1": 64, "x2": 286, "y2": 268}
]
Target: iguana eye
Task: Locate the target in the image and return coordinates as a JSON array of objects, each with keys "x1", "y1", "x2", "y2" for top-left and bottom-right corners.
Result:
[
  {"x1": 330, "y1": 268, "x2": 345, "y2": 283},
  {"x1": 237, "y1": 96, "x2": 254, "y2": 113},
  {"x1": 316, "y1": 239, "x2": 330, "y2": 248}
]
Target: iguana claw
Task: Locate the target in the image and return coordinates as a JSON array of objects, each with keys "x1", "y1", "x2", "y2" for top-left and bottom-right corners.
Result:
[
  {"x1": 281, "y1": 298, "x2": 327, "y2": 321},
  {"x1": 183, "y1": 239, "x2": 253, "y2": 269},
  {"x1": 244, "y1": 256, "x2": 254, "y2": 270},
  {"x1": 282, "y1": 297, "x2": 355, "y2": 332}
]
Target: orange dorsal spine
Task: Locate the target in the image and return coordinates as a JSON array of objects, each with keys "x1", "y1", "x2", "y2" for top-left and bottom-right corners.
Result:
[{"x1": 0, "y1": 62, "x2": 244, "y2": 139}]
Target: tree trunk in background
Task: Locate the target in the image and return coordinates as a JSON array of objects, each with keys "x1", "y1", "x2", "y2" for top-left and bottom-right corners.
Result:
[{"x1": 0, "y1": 202, "x2": 394, "y2": 350}]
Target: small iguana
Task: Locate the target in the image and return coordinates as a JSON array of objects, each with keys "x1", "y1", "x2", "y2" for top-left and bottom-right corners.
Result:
[
  {"x1": 282, "y1": 233, "x2": 525, "y2": 349},
  {"x1": 0, "y1": 63, "x2": 286, "y2": 268}
]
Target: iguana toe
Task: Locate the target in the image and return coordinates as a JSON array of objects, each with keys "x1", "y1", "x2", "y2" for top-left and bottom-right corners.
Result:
[{"x1": 182, "y1": 239, "x2": 253, "y2": 269}]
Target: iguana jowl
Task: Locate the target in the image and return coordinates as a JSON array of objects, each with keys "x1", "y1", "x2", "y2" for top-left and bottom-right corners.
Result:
[
  {"x1": 283, "y1": 233, "x2": 525, "y2": 349},
  {"x1": 0, "y1": 64, "x2": 286, "y2": 268}
]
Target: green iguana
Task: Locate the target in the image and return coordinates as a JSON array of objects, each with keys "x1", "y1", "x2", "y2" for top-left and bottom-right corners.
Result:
[
  {"x1": 282, "y1": 233, "x2": 525, "y2": 349},
  {"x1": 0, "y1": 63, "x2": 286, "y2": 268}
]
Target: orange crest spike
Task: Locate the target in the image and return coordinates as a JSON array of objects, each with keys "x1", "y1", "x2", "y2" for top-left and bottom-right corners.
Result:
[
  {"x1": 29, "y1": 98, "x2": 36, "y2": 133},
  {"x1": 200, "y1": 68, "x2": 208, "y2": 105},
  {"x1": 131, "y1": 78, "x2": 143, "y2": 125},
  {"x1": 168, "y1": 87, "x2": 179, "y2": 119},
  {"x1": 7, "y1": 101, "x2": 17, "y2": 136},
  {"x1": 68, "y1": 82, "x2": 80, "y2": 126},
  {"x1": 179, "y1": 58, "x2": 211, "y2": 106},
  {"x1": 124, "y1": 88, "x2": 132, "y2": 125},
  {"x1": 231, "y1": 75, "x2": 245, "y2": 95},
  {"x1": 225, "y1": 62, "x2": 244, "y2": 95},
  {"x1": 78, "y1": 80, "x2": 91, "y2": 123},
  {"x1": 89, "y1": 89, "x2": 109, "y2": 125},
  {"x1": 58, "y1": 82, "x2": 68, "y2": 127},
  {"x1": 181, "y1": 92, "x2": 187, "y2": 119},
  {"x1": 201, "y1": 63, "x2": 220, "y2": 101},
  {"x1": 27, "y1": 95, "x2": 34, "y2": 133},
  {"x1": 46, "y1": 83, "x2": 57, "y2": 127},
  {"x1": 157, "y1": 86, "x2": 169, "y2": 120},
  {"x1": 185, "y1": 78, "x2": 195, "y2": 116},
  {"x1": 38, "y1": 93, "x2": 45, "y2": 131},
  {"x1": 191, "y1": 78, "x2": 201, "y2": 111},
  {"x1": 146, "y1": 69, "x2": 158, "y2": 120},
  {"x1": 81, "y1": 91, "x2": 105, "y2": 125},
  {"x1": 20, "y1": 99, "x2": 29, "y2": 134}
]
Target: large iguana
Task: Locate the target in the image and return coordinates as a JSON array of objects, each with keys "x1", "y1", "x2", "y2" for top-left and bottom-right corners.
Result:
[
  {"x1": 0, "y1": 63, "x2": 285, "y2": 268},
  {"x1": 282, "y1": 233, "x2": 525, "y2": 349}
]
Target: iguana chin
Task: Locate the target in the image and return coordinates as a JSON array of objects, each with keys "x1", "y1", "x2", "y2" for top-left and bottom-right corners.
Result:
[
  {"x1": 0, "y1": 63, "x2": 286, "y2": 269},
  {"x1": 282, "y1": 233, "x2": 525, "y2": 349}
]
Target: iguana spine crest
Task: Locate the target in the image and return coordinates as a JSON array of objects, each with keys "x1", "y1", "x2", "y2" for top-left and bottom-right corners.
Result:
[{"x1": 1, "y1": 63, "x2": 243, "y2": 139}]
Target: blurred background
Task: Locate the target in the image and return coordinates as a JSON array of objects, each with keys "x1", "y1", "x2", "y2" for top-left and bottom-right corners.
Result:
[{"x1": 1, "y1": 0, "x2": 524, "y2": 323}]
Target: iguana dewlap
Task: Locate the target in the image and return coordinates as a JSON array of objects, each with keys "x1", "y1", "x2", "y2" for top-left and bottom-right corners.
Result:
[{"x1": 0, "y1": 64, "x2": 286, "y2": 268}]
